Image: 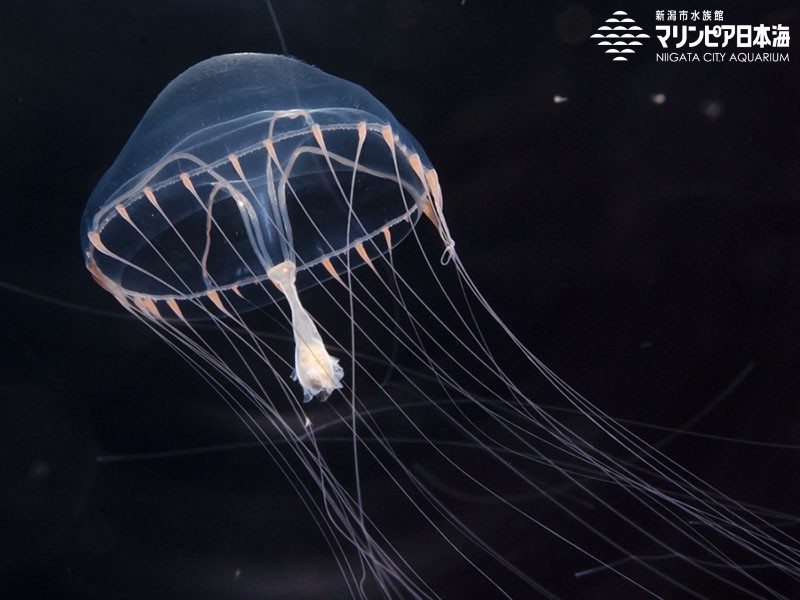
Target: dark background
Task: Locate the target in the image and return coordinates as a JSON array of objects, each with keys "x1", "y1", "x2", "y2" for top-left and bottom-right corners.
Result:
[{"x1": 1, "y1": 1, "x2": 799, "y2": 598}]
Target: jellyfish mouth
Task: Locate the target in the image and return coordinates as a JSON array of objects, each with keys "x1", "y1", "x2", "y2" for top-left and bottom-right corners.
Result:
[{"x1": 267, "y1": 259, "x2": 344, "y2": 402}]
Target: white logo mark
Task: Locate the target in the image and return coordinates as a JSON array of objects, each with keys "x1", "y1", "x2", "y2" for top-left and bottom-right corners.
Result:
[{"x1": 591, "y1": 10, "x2": 650, "y2": 61}]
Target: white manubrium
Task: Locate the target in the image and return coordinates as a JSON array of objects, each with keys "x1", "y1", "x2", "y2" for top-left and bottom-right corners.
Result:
[{"x1": 267, "y1": 260, "x2": 344, "y2": 402}]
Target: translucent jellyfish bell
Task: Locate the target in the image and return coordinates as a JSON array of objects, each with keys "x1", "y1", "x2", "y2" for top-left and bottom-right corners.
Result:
[
  {"x1": 82, "y1": 54, "x2": 800, "y2": 598},
  {"x1": 82, "y1": 53, "x2": 451, "y2": 401}
]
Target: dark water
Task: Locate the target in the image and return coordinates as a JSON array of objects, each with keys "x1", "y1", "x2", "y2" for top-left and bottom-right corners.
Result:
[{"x1": 1, "y1": 1, "x2": 799, "y2": 598}]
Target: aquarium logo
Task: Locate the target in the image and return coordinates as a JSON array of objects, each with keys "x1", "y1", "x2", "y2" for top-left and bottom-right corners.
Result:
[
  {"x1": 592, "y1": 10, "x2": 790, "y2": 64},
  {"x1": 591, "y1": 10, "x2": 650, "y2": 61},
  {"x1": 654, "y1": 10, "x2": 791, "y2": 63}
]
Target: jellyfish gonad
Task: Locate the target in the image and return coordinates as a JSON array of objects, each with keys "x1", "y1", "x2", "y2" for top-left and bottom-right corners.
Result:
[{"x1": 82, "y1": 54, "x2": 800, "y2": 599}]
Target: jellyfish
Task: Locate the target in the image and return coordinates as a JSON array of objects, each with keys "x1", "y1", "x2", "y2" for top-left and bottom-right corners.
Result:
[{"x1": 82, "y1": 53, "x2": 800, "y2": 598}]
